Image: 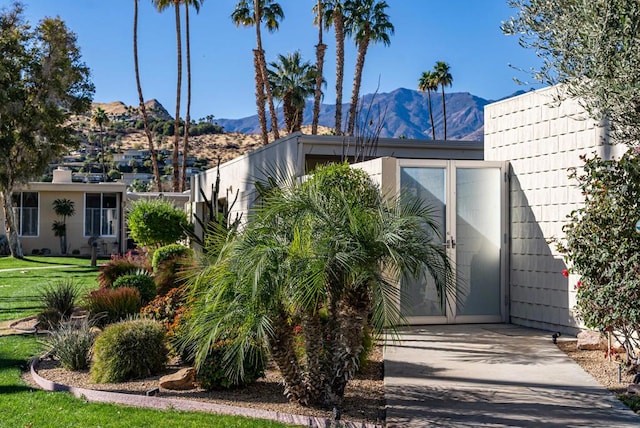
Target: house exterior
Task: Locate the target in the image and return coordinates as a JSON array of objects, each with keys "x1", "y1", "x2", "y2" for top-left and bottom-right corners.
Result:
[
  {"x1": 1, "y1": 168, "x2": 127, "y2": 257},
  {"x1": 484, "y1": 85, "x2": 626, "y2": 334}
]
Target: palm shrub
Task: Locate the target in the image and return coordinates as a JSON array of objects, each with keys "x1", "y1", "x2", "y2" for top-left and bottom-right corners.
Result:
[
  {"x1": 180, "y1": 163, "x2": 453, "y2": 408},
  {"x1": 84, "y1": 287, "x2": 142, "y2": 326},
  {"x1": 45, "y1": 319, "x2": 95, "y2": 370},
  {"x1": 91, "y1": 318, "x2": 168, "y2": 383},
  {"x1": 196, "y1": 339, "x2": 265, "y2": 390},
  {"x1": 113, "y1": 273, "x2": 156, "y2": 303},
  {"x1": 37, "y1": 279, "x2": 79, "y2": 329}
]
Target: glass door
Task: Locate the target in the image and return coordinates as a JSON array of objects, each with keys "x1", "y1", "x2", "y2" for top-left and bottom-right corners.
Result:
[{"x1": 398, "y1": 160, "x2": 506, "y2": 324}]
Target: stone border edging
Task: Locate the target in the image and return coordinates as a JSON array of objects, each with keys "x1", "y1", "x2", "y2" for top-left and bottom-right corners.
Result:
[
  {"x1": 9, "y1": 315, "x2": 41, "y2": 334},
  {"x1": 30, "y1": 358, "x2": 381, "y2": 428}
]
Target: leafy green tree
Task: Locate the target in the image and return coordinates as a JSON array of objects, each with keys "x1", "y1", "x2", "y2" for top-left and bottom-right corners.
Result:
[
  {"x1": 127, "y1": 198, "x2": 190, "y2": 248},
  {"x1": 418, "y1": 70, "x2": 438, "y2": 140},
  {"x1": 344, "y1": 0, "x2": 394, "y2": 136},
  {"x1": 180, "y1": 163, "x2": 453, "y2": 408},
  {"x1": 558, "y1": 150, "x2": 640, "y2": 359},
  {"x1": 433, "y1": 61, "x2": 452, "y2": 140},
  {"x1": 0, "y1": 4, "x2": 94, "y2": 258},
  {"x1": 503, "y1": 0, "x2": 640, "y2": 144},
  {"x1": 51, "y1": 198, "x2": 76, "y2": 255},
  {"x1": 232, "y1": 0, "x2": 284, "y2": 145},
  {"x1": 268, "y1": 51, "x2": 319, "y2": 133}
]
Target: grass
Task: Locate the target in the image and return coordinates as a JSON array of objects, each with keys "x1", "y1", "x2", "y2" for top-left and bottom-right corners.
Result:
[{"x1": 0, "y1": 256, "x2": 293, "y2": 427}]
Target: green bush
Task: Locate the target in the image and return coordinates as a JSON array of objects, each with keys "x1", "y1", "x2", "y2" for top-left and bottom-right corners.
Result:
[
  {"x1": 127, "y1": 198, "x2": 191, "y2": 248},
  {"x1": 91, "y1": 318, "x2": 168, "y2": 383},
  {"x1": 196, "y1": 340, "x2": 265, "y2": 390},
  {"x1": 152, "y1": 244, "x2": 193, "y2": 296},
  {"x1": 98, "y1": 253, "x2": 150, "y2": 288},
  {"x1": 46, "y1": 320, "x2": 95, "y2": 370},
  {"x1": 113, "y1": 273, "x2": 156, "y2": 303},
  {"x1": 37, "y1": 279, "x2": 79, "y2": 329},
  {"x1": 84, "y1": 287, "x2": 142, "y2": 326}
]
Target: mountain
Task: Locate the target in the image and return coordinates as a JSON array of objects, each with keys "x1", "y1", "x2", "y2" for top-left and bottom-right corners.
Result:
[
  {"x1": 215, "y1": 88, "x2": 496, "y2": 141},
  {"x1": 92, "y1": 99, "x2": 172, "y2": 121}
]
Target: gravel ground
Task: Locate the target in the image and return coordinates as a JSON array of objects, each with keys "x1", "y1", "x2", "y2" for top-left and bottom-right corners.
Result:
[
  {"x1": 556, "y1": 339, "x2": 635, "y2": 394},
  {"x1": 25, "y1": 346, "x2": 385, "y2": 425}
]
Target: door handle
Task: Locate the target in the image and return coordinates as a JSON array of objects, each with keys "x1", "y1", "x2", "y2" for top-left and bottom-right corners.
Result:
[{"x1": 444, "y1": 239, "x2": 456, "y2": 249}]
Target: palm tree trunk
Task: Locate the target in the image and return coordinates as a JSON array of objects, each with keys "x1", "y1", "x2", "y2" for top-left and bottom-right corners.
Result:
[
  {"x1": 172, "y1": 1, "x2": 183, "y2": 192},
  {"x1": 334, "y1": 11, "x2": 345, "y2": 134},
  {"x1": 133, "y1": 0, "x2": 162, "y2": 191},
  {"x1": 270, "y1": 311, "x2": 310, "y2": 405},
  {"x1": 347, "y1": 37, "x2": 370, "y2": 136},
  {"x1": 253, "y1": 49, "x2": 269, "y2": 145},
  {"x1": 302, "y1": 313, "x2": 327, "y2": 404},
  {"x1": 441, "y1": 84, "x2": 447, "y2": 140},
  {"x1": 180, "y1": 2, "x2": 192, "y2": 192},
  {"x1": 427, "y1": 89, "x2": 435, "y2": 140},
  {"x1": 254, "y1": 1, "x2": 279, "y2": 142},
  {"x1": 0, "y1": 189, "x2": 23, "y2": 258},
  {"x1": 312, "y1": 0, "x2": 325, "y2": 135}
]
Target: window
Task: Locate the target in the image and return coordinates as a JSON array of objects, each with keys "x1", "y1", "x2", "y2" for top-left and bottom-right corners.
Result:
[
  {"x1": 85, "y1": 193, "x2": 118, "y2": 237},
  {"x1": 12, "y1": 192, "x2": 39, "y2": 236}
]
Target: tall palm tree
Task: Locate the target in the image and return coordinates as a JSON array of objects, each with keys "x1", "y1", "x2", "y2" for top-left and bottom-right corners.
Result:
[
  {"x1": 91, "y1": 107, "x2": 109, "y2": 180},
  {"x1": 322, "y1": 0, "x2": 346, "y2": 134},
  {"x1": 418, "y1": 70, "x2": 437, "y2": 140},
  {"x1": 433, "y1": 61, "x2": 453, "y2": 140},
  {"x1": 133, "y1": 0, "x2": 162, "y2": 191},
  {"x1": 232, "y1": 0, "x2": 283, "y2": 145},
  {"x1": 344, "y1": 0, "x2": 394, "y2": 136},
  {"x1": 311, "y1": 0, "x2": 326, "y2": 135},
  {"x1": 133, "y1": 0, "x2": 162, "y2": 192},
  {"x1": 180, "y1": 163, "x2": 453, "y2": 407},
  {"x1": 180, "y1": 0, "x2": 203, "y2": 192},
  {"x1": 267, "y1": 51, "x2": 319, "y2": 133},
  {"x1": 153, "y1": 0, "x2": 182, "y2": 191}
]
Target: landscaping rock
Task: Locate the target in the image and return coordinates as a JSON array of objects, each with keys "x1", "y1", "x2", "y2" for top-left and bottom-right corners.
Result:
[
  {"x1": 628, "y1": 383, "x2": 640, "y2": 395},
  {"x1": 159, "y1": 367, "x2": 195, "y2": 390},
  {"x1": 576, "y1": 330, "x2": 606, "y2": 350}
]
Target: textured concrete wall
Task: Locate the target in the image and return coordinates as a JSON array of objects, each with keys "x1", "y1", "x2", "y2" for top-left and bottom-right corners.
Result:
[{"x1": 484, "y1": 86, "x2": 626, "y2": 333}]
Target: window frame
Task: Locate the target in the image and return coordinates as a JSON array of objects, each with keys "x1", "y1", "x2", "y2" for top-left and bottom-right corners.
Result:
[
  {"x1": 84, "y1": 193, "x2": 118, "y2": 238},
  {"x1": 12, "y1": 192, "x2": 39, "y2": 237}
]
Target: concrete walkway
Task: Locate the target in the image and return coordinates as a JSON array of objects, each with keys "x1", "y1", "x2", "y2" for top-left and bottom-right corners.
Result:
[{"x1": 384, "y1": 324, "x2": 640, "y2": 427}]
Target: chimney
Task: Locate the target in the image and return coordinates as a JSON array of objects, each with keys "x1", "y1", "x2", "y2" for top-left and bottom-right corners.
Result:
[{"x1": 52, "y1": 167, "x2": 73, "y2": 183}]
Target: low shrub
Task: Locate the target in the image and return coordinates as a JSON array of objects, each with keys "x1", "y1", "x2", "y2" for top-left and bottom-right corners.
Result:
[
  {"x1": 37, "y1": 279, "x2": 79, "y2": 329},
  {"x1": 113, "y1": 273, "x2": 156, "y2": 303},
  {"x1": 45, "y1": 319, "x2": 95, "y2": 370},
  {"x1": 140, "y1": 287, "x2": 186, "y2": 355},
  {"x1": 84, "y1": 287, "x2": 141, "y2": 326},
  {"x1": 152, "y1": 244, "x2": 193, "y2": 296},
  {"x1": 91, "y1": 318, "x2": 168, "y2": 383},
  {"x1": 196, "y1": 340, "x2": 265, "y2": 390},
  {"x1": 98, "y1": 252, "x2": 150, "y2": 288}
]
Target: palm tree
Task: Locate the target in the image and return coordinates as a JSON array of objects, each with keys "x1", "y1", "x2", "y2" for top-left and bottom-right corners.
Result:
[
  {"x1": 418, "y1": 70, "x2": 437, "y2": 140},
  {"x1": 180, "y1": 0, "x2": 203, "y2": 192},
  {"x1": 433, "y1": 61, "x2": 453, "y2": 140},
  {"x1": 91, "y1": 107, "x2": 109, "y2": 180},
  {"x1": 52, "y1": 198, "x2": 75, "y2": 255},
  {"x1": 133, "y1": 0, "x2": 162, "y2": 191},
  {"x1": 180, "y1": 163, "x2": 453, "y2": 408},
  {"x1": 311, "y1": 0, "x2": 326, "y2": 135},
  {"x1": 232, "y1": 0, "x2": 283, "y2": 145},
  {"x1": 153, "y1": 0, "x2": 182, "y2": 191},
  {"x1": 344, "y1": 0, "x2": 394, "y2": 136},
  {"x1": 322, "y1": 0, "x2": 346, "y2": 134},
  {"x1": 268, "y1": 52, "x2": 319, "y2": 133}
]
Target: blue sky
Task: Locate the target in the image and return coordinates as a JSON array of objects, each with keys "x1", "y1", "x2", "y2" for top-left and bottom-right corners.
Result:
[{"x1": 15, "y1": 0, "x2": 542, "y2": 120}]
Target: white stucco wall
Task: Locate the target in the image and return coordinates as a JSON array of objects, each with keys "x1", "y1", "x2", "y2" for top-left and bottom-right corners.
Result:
[{"x1": 485, "y1": 86, "x2": 627, "y2": 333}]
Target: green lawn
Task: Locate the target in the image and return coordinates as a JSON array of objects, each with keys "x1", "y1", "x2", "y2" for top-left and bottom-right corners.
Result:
[{"x1": 0, "y1": 256, "x2": 292, "y2": 428}]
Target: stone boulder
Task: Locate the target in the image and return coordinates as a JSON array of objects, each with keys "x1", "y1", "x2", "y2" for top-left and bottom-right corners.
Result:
[
  {"x1": 160, "y1": 367, "x2": 196, "y2": 390},
  {"x1": 576, "y1": 330, "x2": 606, "y2": 350}
]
